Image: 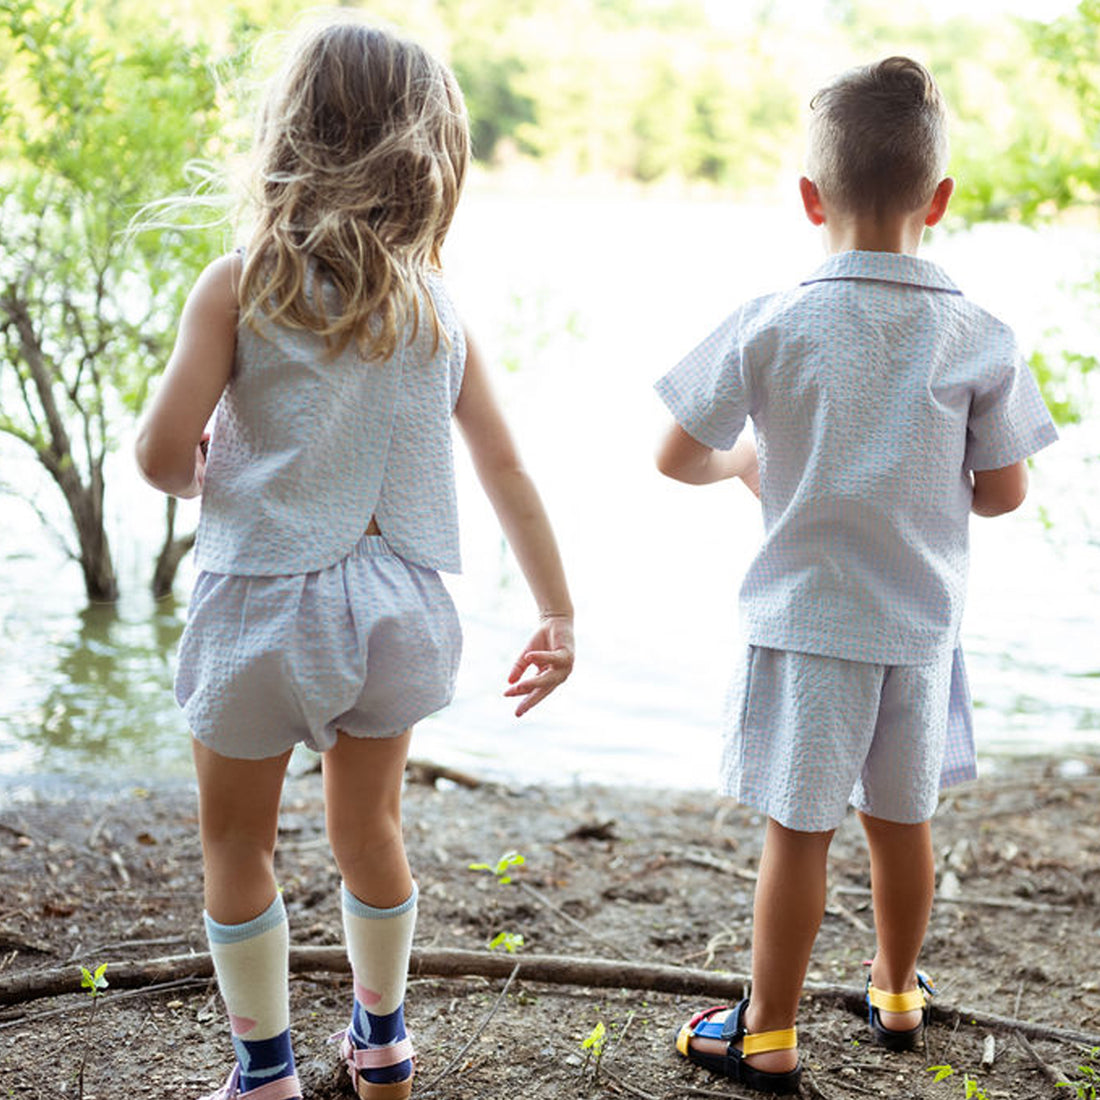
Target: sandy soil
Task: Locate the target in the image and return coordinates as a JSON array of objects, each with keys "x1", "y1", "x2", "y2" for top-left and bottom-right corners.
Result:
[{"x1": 1, "y1": 754, "x2": 1099, "y2": 1099}]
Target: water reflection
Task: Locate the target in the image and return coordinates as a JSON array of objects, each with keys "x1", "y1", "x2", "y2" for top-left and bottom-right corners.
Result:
[{"x1": 3, "y1": 590, "x2": 192, "y2": 778}]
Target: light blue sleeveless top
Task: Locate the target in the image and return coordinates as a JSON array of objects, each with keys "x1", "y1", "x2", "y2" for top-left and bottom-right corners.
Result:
[{"x1": 195, "y1": 271, "x2": 465, "y2": 576}]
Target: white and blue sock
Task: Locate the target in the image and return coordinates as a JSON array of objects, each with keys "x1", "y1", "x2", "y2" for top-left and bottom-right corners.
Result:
[
  {"x1": 342, "y1": 882, "x2": 418, "y2": 1085},
  {"x1": 205, "y1": 895, "x2": 299, "y2": 1095}
]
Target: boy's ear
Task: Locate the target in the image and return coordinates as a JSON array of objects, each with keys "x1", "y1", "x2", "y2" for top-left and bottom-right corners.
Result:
[
  {"x1": 799, "y1": 177, "x2": 826, "y2": 226},
  {"x1": 924, "y1": 177, "x2": 955, "y2": 227}
]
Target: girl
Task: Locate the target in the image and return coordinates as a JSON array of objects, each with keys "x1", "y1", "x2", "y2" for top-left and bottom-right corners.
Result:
[{"x1": 135, "y1": 18, "x2": 574, "y2": 1100}]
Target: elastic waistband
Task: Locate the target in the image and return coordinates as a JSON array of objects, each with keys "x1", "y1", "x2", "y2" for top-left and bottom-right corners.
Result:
[{"x1": 349, "y1": 533, "x2": 395, "y2": 560}]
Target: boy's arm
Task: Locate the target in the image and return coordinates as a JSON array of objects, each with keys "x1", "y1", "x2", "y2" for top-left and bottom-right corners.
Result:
[
  {"x1": 134, "y1": 254, "x2": 239, "y2": 498},
  {"x1": 971, "y1": 461, "x2": 1028, "y2": 517},
  {"x1": 656, "y1": 423, "x2": 760, "y2": 496},
  {"x1": 453, "y1": 328, "x2": 574, "y2": 716}
]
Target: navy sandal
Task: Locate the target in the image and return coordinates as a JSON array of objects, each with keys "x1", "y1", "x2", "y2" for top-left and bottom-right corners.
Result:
[
  {"x1": 865, "y1": 970, "x2": 934, "y2": 1051},
  {"x1": 675, "y1": 999, "x2": 801, "y2": 1095}
]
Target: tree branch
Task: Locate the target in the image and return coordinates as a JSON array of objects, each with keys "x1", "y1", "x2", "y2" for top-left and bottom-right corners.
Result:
[{"x1": 2, "y1": 948, "x2": 1099, "y2": 1048}]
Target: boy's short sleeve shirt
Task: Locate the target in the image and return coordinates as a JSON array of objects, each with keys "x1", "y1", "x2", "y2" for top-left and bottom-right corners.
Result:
[{"x1": 655, "y1": 250, "x2": 1058, "y2": 665}]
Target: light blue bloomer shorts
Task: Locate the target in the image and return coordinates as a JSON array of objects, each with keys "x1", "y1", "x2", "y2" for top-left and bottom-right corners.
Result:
[
  {"x1": 175, "y1": 534, "x2": 462, "y2": 760},
  {"x1": 721, "y1": 645, "x2": 975, "y2": 832}
]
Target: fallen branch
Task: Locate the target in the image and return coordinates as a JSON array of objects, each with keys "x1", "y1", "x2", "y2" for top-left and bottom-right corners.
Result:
[{"x1": 2, "y1": 947, "x2": 1098, "y2": 1048}]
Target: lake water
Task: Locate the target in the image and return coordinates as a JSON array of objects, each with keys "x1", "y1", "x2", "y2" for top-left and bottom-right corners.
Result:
[{"x1": 1, "y1": 187, "x2": 1097, "y2": 799}]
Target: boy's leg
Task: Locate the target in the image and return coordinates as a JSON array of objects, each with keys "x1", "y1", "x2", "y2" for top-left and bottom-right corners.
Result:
[
  {"x1": 193, "y1": 739, "x2": 299, "y2": 1095},
  {"x1": 860, "y1": 813, "x2": 934, "y2": 1032},
  {"x1": 323, "y1": 729, "x2": 416, "y2": 1087},
  {"x1": 690, "y1": 818, "x2": 834, "y2": 1073}
]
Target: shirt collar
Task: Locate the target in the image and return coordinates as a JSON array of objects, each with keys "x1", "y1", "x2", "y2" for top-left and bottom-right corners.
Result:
[{"x1": 801, "y1": 250, "x2": 961, "y2": 294}]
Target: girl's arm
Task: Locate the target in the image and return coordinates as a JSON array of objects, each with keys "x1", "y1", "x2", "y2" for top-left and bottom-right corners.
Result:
[
  {"x1": 134, "y1": 254, "x2": 240, "y2": 498},
  {"x1": 453, "y1": 328, "x2": 574, "y2": 717},
  {"x1": 656, "y1": 423, "x2": 760, "y2": 496}
]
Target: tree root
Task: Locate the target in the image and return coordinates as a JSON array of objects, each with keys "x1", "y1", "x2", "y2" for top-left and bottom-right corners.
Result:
[{"x1": 2, "y1": 946, "x2": 1098, "y2": 1049}]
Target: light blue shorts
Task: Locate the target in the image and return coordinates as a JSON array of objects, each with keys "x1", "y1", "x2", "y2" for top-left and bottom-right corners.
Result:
[
  {"x1": 175, "y1": 535, "x2": 462, "y2": 760},
  {"x1": 721, "y1": 645, "x2": 976, "y2": 832}
]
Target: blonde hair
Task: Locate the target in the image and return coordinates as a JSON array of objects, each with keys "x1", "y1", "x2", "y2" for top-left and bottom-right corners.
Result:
[
  {"x1": 806, "y1": 56, "x2": 948, "y2": 218},
  {"x1": 239, "y1": 17, "x2": 469, "y2": 360}
]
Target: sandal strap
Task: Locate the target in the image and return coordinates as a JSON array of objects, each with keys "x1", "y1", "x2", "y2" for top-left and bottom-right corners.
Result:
[
  {"x1": 344, "y1": 1036, "x2": 415, "y2": 1070},
  {"x1": 200, "y1": 1067, "x2": 301, "y2": 1100},
  {"x1": 677, "y1": 1002, "x2": 797, "y2": 1057},
  {"x1": 867, "y1": 984, "x2": 928, "y2": 1014},
  {"x1": 742, "y1": 1026, "x2": 798, "y2": 1056},
  {"x1": 239, "y1": 1076, "x2": 302, "y2": 1100}
]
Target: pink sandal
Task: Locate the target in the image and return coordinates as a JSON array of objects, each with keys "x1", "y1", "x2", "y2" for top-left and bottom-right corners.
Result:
[
  {"x1": 336, "y1": 1029, "x2": 416, "y2": 1100},
  {"x1": 198, "y1": 1066, "x2": 301, "y2": 1100}
]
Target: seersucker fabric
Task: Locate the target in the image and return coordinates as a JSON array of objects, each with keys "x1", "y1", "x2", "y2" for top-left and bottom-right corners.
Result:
[
  {"x1": 196, "y1": 270, "x2": 465, "y2": 576},
  {"x1": 655, "y1": 250, "x2": 1059, "y2": 667}
]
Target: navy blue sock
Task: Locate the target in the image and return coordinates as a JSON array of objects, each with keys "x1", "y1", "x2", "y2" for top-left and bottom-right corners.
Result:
[
  {"x1": 233, "y1": 1030, "x2": 298, "y2": 1093},
  {"x1": 350, "y1": 1003, "x2": 412, "y2": 1084}
]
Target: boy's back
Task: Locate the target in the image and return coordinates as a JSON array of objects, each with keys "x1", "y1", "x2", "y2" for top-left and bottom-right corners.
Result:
[{"x1": 658, "y1": 248, "x2": 1056, "y2": 665}]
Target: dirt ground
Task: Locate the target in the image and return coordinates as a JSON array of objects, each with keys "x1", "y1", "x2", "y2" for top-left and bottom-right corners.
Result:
[{"x1": 1, "y1": 753, "x2": 1099, "y2": 1100}]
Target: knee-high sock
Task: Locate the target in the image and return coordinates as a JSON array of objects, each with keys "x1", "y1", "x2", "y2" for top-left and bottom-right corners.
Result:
[
  {"x1": 342, "y1": 883, "x2": 417, "y2": 1082},
  {"x1": 205, "y1": 894, "x2": 298, "y2": 1092}
]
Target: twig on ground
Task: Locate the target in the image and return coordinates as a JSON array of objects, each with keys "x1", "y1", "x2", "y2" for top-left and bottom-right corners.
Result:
[
  {"x1": 834, "y1": 883, "x2": 1076, "y2": 916},
  {"x1": 1013, "y1": 1028, "x2": 1072, "y2": 1087},
  {"x1": 825, "y1": 891, "x2": 871, "y2": 934},
  {"x1": 516, "y1": 880, "x2": 631, "y2": 960},
  {"x1": 416, "y1": 961, "x2": 520, "y2": 1094},
  {"x1": 598, "y1": 1064, "x2": 662, "y2": 1100},
  {"x1": 799, "y1": 1063, "x2": 835, "y2": 1099},
  {"x1": 605, "y1": 1009, "x2": 636, "y2": 1062},
  {"x1": 981, "y1": 1032, "x2": 997, "y2": 1069},
  {"x1": 0, "y1": 976, "x2": 211, "y2": 1031},
  {"x1": 405, "y1": 759, "x2": 485, "y2": 790}
]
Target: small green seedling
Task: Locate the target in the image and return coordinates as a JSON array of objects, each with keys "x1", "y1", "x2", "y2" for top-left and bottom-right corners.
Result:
[
  {"x1": 468, "y1": 850, "x2": 525, "y2": 884},
  {"x1": 927, "y1": 1065, "x2": 990, "y2": 1100},
  {"x1": 77, "y1": 963, "x2": 109, "y2": 1099},
  {"x1": 488, "y1": 931, "x2": 524, "y2": 953},
  {"x1": 581, "y1": 1020, "x2": 607, "y2": 1078},
  {"x1": 963, "y1": 1077, "x2": 990, "y2": 1100},
  {"x1": 1056, "y1": 1046, "x2": 1100, "y2": 1100},
  {"x1": 81, "y1": 963, "x2": 109, "y2": 997}
]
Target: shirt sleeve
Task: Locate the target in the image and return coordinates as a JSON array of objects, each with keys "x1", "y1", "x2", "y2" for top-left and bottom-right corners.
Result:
[
  {"x1": 965, "y1": 350, "x2": 1059, "y2": 471},
  {"x1": 653, "y1": 309, "x2": 750, "y2": 451}
]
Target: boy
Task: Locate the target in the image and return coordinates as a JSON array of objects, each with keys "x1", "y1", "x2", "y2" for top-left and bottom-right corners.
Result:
[{"x1": 655, "y1": 56, "x2": 1058, "y2": 1094}]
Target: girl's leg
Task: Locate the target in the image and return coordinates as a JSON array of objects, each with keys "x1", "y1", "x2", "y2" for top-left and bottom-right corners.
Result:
[
  {"x1": 860, "y1": 813, "x2": 934, "y2": 1032},
  {"x1": 323, "y1": 729, "x2": 416, "y2": 1087},
  {"x1": 193, "y1": 740, "x2": 299, "y2": 1095},
  {"x1": 690, "y1": 818, "x2": 834, "y2": 1074}
]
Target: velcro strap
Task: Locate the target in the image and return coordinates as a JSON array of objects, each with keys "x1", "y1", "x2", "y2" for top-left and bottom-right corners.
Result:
[
  {"x1": 675, "y1": 1023, "x2": 692, "y2": 1057},
  {"x1": 742, "y1": 1027, "x2": 797, "y2": 1056},
  {"x1": 238, "y1": 1075, "x2": 302, "y2": 1100},
  {"x1": 868, "y1": 985, "x2": 925, "y2": 1013},
  {"x1": 349, "y1": 1037, "x2": 415, "y2": 1070}
]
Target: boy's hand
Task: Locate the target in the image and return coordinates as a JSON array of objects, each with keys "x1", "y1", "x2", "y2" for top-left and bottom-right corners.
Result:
[{"x1": 504, "y1": 614, "x2": 575, "y2": 717}]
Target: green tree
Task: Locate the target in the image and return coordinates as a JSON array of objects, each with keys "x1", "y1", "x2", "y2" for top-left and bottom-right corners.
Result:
[{"x1": 0, "y1": 0, "x2": 223, "y2": 601}]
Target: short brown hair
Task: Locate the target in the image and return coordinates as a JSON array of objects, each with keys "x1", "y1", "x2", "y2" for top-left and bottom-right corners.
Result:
[{"x1": 806, "y1": 56, "x2": 948, "y2": 217}]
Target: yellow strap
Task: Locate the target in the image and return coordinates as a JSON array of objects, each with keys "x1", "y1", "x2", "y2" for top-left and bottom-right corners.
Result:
[
  {"x1": 675, "y1": 1024, "x2": 692, "y2": 1057},
  {"x1": 742, "y1": 1027, "x2": 798, "y2": 1056},
  {"x1": 868, "y1": 985, "x2": 926, "y2": 1014}
]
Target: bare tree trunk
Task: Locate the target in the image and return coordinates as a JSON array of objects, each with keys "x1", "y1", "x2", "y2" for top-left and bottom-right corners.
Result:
[
  {"x1": 1, "y1": 286, "x2": 118, "y2": 604},
  {"x1": 151, "y1": 497, "x2": 195, "y2": 599}
]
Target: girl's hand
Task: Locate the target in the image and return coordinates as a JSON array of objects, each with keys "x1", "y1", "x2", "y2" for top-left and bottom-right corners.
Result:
[
  {"x1": 504, "y1": 614, "x2": 575, "y2": 717},
  {"x1": 178, "y1": 433, "x2": 211, "y2": 500}
]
